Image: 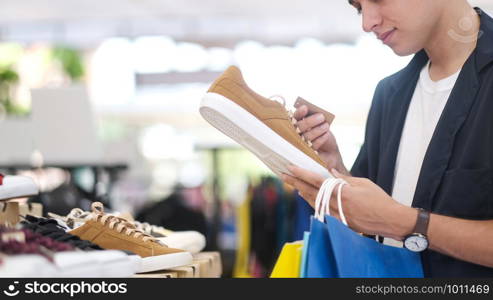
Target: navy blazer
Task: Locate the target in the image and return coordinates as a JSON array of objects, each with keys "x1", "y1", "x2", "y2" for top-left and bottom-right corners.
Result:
[{"x1": 351, "y1": 8, "x2": 493, "y2": 278}]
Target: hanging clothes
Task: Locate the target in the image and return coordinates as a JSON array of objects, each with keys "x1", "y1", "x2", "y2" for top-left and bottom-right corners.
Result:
[
  {"x1": 135, "y1": 189, "x2": 208, "y2": 238},
  {"x1": 250, "y1": 177, "x2": 280, "y2": 277},
  {"x1": 232, "y1": 185, "x2": 253, "y2": 278},
  {"x1": 293, "y1": 193, "x2": 314, "y2": 241}
]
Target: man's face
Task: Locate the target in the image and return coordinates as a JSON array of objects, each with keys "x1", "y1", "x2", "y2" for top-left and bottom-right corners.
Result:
[{"x1": 350, "y1": 0, "x2": 446, "y2": 56}]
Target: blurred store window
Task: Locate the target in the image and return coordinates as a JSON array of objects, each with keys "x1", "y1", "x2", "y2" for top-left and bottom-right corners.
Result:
[
  {"x1": 86, "y1": 34, "x2": 411, "y2": 169},
  {"x1": 0, "y1": 32, "x2": 412, "y2": 211}
]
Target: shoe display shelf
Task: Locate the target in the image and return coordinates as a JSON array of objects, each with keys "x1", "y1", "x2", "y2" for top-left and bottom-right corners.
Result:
[{"x1": 133, "y1": 252, "x2": 222, "y2": 278}]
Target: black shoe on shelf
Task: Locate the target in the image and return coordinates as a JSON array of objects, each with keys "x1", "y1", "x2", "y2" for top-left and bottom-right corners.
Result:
[{"x1": 21, "y1": 215, "x2": 104, "y2": 251}]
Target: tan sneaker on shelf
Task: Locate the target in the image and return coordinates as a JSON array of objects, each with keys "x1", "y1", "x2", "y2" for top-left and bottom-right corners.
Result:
[
  {"x1": 50, "y1": 208, "x2": 206, "y2": 254},
  {"x1": 69, "y1": 202, "x2": 193, "y2": 273},
  {"x1": 199, "y1": 66, "x2": 331, "y2": 178}
]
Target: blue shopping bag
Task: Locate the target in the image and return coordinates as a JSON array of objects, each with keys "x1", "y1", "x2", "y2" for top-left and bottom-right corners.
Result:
[
  {"x1": 302, "y1": 177, "x2": 424, "y2": 278},
  {"x1": 325, "y1": 215, "x2": 424, "y2": 278},
  {"x1": 303, "y1": 217, "x2": 338, "y2": 277}
]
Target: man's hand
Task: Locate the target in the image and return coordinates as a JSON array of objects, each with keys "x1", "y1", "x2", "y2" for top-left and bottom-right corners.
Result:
[
  {"x1": 294, "y1": 105, "x2": 349, "y2": 175},
  {"x1": 281, "y1": 165, "x2": 416, "y2": 240}
]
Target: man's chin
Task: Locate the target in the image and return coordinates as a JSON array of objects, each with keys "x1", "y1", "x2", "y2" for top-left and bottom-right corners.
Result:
[{"x1": 390, "y1": 45, "x2": 420, "y2": 57}]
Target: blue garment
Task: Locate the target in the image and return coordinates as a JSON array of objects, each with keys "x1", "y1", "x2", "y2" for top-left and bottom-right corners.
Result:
[{"x1": 293, "y1": 193, "x2": 314, "y2": 241}]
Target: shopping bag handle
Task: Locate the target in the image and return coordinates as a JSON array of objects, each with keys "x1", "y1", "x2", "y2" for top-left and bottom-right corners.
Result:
[
  {"x1": 315, "y1": 178, "x2": 381, "y2": 242},
  {"x1": 314, "y1": 178, "x2": 333, "y2": 221},
  {"x1": 314, "y1": 177, "x2": 348, "y2": 225}
]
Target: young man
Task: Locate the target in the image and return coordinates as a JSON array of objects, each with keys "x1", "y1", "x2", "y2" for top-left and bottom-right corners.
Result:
[{"x1": 281, "y1": 0, "x2": 493, "y2": 277}]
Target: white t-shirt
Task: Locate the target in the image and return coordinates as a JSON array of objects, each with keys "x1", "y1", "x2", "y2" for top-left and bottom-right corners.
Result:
[{"x1": 384, "y1": 61, "x2": 461, "y2": 247}]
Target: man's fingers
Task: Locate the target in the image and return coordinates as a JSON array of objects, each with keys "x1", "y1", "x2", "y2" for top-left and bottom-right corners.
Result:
[
  {"x1": 281, "y1": 173, "x2": 318, "y2": 194},
  {"x1": 296, "y1": 113, "x2": 326, "y2": 133},
  {"x1": 311, "y1": 132, "x2": 330, "y2": 150},
  {"x1": 304, "y1": 122, "x2": 330, "y2": 142},
  {"x1": 287, "y1": 165, "x2": 325, "y2": 187},
  {"x1": 293, "y1": 105, "x2": 308, "y2": 121}
]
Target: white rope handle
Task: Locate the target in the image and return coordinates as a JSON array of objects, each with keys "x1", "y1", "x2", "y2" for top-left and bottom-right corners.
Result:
[
  {"x1": 314, "y1": 177, "x2": 381, "y2": 242},
  {"x1": 314, "y1": 177, "x2": 348, "y2": 225},
  {"x1": 314, "y1": 179, "x2": 332, "y2": 221},
  {"x1": 335, "y1": 180, "x2": 348, "y2": 226}
]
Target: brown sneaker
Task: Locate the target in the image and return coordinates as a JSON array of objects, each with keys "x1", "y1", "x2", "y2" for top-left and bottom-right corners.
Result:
[
  {"x1": 69, "y1": 202, "x2": 193, "y2": 273},
  {"x1": 200, "y1": 66, "x2": 331, "y2": 178}
]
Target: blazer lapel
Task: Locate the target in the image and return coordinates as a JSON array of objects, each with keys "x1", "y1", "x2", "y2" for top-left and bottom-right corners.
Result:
[
  {"x1": 412, "y1": 7, "x2": 493, "y2": 209},
  {"x1": 412, "y1": 54, "x2": 481, "y2": 210}
]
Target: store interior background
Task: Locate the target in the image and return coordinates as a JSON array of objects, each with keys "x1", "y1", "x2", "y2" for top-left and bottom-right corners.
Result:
[{"x1": 0, "y1": 0, "x2": 491, "y2": 277}]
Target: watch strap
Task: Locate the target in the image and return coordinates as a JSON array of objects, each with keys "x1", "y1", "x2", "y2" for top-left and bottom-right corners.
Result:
[{"x1": 414, "y1": 208, "x2": 430, "y2": 235}]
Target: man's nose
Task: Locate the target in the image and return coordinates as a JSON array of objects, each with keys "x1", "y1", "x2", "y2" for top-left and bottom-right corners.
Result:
[{"x1": 361, "y1": 2, "x2": 383, "y2": 33}]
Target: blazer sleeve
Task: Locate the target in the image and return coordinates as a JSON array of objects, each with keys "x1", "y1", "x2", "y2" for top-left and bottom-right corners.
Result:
[{"x1": 350, "y1": 78, "x2": 387, "y2": 181}]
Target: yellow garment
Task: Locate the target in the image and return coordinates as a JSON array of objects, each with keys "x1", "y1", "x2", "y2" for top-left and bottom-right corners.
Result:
[
  {"x1": 270, "y1": 241, "x2": 303, "y2": 278},
  {"x1": 233, "y1": 187, "x2": 253, "y2": 278}
]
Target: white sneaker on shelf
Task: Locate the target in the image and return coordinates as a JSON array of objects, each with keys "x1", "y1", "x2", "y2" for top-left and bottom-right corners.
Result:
[
  {"x1": 0, "y1": 254, "x2": 57, "y2": 277},
  {"x1": 0, "y1": 174, "x2": 39, "y2": 201},
  {"x1": 158, "y1": 231, "x2": 206, "y2": 254},
  {"x1": 53, "y1": 251, "x2": 103, "y2": 278},
  {"x1": 137, "y1": 251, "x2": 193, "y2": 273},
  {"x1": 83, "y1": 250, "x2": 138, "y2": 277}
]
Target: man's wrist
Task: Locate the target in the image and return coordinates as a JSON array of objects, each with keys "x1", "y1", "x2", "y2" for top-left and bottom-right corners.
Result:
[{"x1": 385, "y1": 204, "x2": 418, "y2": 241}]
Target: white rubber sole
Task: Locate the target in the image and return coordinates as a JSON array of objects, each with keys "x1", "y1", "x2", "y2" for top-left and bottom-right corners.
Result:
[
  {"x1": 138, "y1": 252, "x2": 193, "y2": 273},
  {"x1": 200, "y1": 92, "x2": 331, "y2": 178},
  {"x1": 0, "y1": 255, "x2": 58, "y2": 277},
  {"x1": 84, "y1": 251, "x2": 137, "y2": 277},
  {"x1": 53, "y1": 252, "x2": 103, "y2": 277}
]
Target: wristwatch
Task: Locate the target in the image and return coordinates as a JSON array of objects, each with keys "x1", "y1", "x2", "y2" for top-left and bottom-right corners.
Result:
[{"x1": 403, "y1": 208, "x2": 430, "y2": 252}]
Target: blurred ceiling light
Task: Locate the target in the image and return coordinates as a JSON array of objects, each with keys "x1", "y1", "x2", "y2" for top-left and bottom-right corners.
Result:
[
  {"x1": 90, "y1": 38, "x2": 135, "y2": 105},
  {"x1": 139, "y1": 124, "x2": 195, "y2": 161},
  {"x1": 233, "y1": 40, "x2": 265, "y2": 68},
  {"x1": 172, "y1": 42, "x2": 208, "y2": 72},
  {"x1": 152, "y1": 162, "x2": 178, "y2": 187},
  {"x1": 177, "y1": 161, "x2": 206, "y2": 188},
  {"x1": 294, "y1": 37, "x2": 326, "y2": 50},
  {"x1": 206, "y1": 47, "x2": 234, "y2": 71},
  {"x1": 132, "y1": 36, "x2": 177, "y2": 74},
  {"x1": 17, "y1": 44, "x2": 52, "y2": 88}
]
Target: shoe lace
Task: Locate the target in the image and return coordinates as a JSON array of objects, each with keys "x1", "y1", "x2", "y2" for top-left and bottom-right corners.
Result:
[
  {"x1": 134, "y1": 221, "x2": 153, "y2": 234},
  {"x1": 49, "y1": 208, "x2": 92, "y2": 229},
  {"x1": 134, "y1": 221, "x2": 168, "y2": 237},
  {"x1": 67, "y1": 208, "x2": 91, "y2": 220},
  {"x1": 90, "y1": 202, "x2": 158, "y2": 243},
  {"x1": 270, "y1": 95, "x2": 319, "y2": 154}
]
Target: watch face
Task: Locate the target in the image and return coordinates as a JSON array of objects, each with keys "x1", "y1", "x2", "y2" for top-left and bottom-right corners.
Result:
[{"x1": 404, "y1": 235, "x2": 428, "y2": 252}]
